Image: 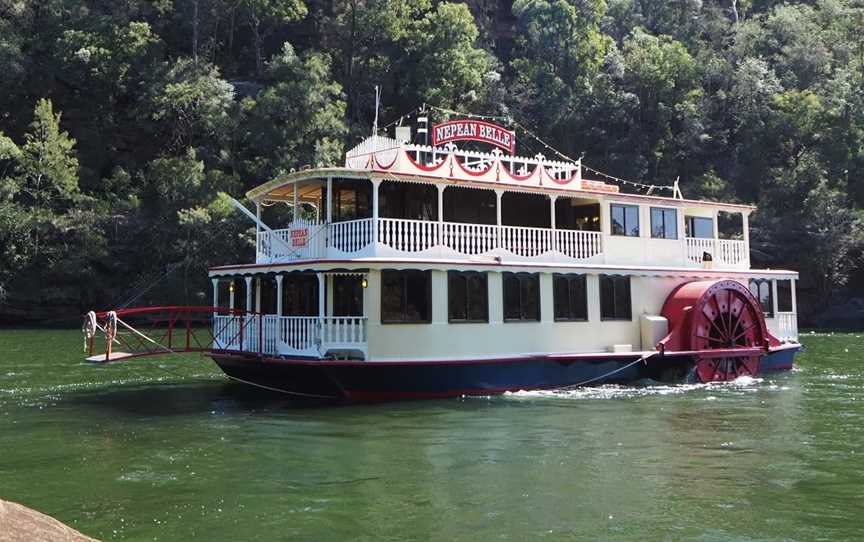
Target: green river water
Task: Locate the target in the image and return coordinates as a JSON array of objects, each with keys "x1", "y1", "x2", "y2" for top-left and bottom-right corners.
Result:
[{"x1": 1, "y1": 329, "x2": 863, "y2": 541}]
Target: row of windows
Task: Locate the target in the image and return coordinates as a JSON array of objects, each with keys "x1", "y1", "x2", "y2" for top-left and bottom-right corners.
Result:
[
  {"x1": 611, "y1": 204, "x2": 716, "y2": 240},
  {"x1": 381, "y1": 270, "x2": 632, "y2": 324}
]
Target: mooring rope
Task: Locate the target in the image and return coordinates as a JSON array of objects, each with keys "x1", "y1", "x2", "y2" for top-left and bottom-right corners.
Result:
[{"x1": 561, "y1": 351, "x2": 659, "y2": 389}]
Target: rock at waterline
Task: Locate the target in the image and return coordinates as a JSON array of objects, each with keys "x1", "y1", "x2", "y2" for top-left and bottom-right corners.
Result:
[{"x1": 0, "y1": 499, "x2": 99, "y2": 542}]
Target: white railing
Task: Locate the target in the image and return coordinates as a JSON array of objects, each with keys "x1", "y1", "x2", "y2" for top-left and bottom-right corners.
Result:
[
  {"x1": 501, "y1": 224, "x2": 553, "y2": 257},
  {"x1": 329, "y1": 218, "x2": 374, "y2": 253},
  {"x1": 685, "y1": 237, "x2": 715, "y2": 264},
  {"x1": 776, "y1": 312, "x2": 799, "y2": 342},
  {"x1": 717, "y1": 239, "x2": 748, "y2": 266},
  {"x1": 213, "y1": 314, "x2": 260, "y2": 352},
  {"x1": 377, "y1": 217, "x2": 439, "y2": 253},
  {"x1": 686, "y1": 237, "x2": 748, "y2": 267},
  {"x1": 321, "y1": 317, "x2": 367, "y2": 348},
  {"x1": 214, "y1": 314, "x2": 367, "y2": 358},
  {"x1": 441, "y1": 221, "x2": 498, "y2": 255},
  {"x1": 257, "y1": 219, "x2": 326, "y2": 262},
  {"x1": 555, "y1": 229, "x2": 602, "y2": 260}
]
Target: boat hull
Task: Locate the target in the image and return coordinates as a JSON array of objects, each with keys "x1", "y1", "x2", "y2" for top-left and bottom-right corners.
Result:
[{"x1": 210, "y1": 343, "x2": 802, "y2": 402}]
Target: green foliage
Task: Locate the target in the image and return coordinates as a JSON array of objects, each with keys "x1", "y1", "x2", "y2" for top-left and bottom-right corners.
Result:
[
  {"x1": 146, "y1": 58, "x2": 237, "y2": 152},
  {"x1": 239, "y1": 44, "x2": 346, "y2": 179},
  {"x1": 15, "y1": 99, "x2": 80, "y2": 210},
  {"x1": 1, "y1": 0, "x2": 864, "y2": 319}
]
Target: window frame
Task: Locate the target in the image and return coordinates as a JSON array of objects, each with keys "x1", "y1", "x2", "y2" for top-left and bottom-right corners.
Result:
[
  {"x1": 610, "y1": 203, "x2": 640, "y2": 237},
  {"x1": 447, "y1": 271, "x2": 489, "y2": 323},
  {"x1": 685, "y1": 216, "x2": 714, "y2": 239},
  {"x1": 748, "y1": 278, "x2": 774, "y2": 318},
  {"x1": 650, "y1": 207, "x2": 678, "y2": 240},
  {"x1": 502, "y1": 272, "x2": 541, "y2": 323},
  {"x1": 776, "y1": 279, "x2": 794, "y2": 313},
  {"x1": 380, "y1": 269, "x2": 432, "y2": 324},
  {"x1": 599, "y1": 275, "x2": 632, "y2": 321},
  {"x1": 553, "y1": 274, "x2": 588, "y2": 322}
]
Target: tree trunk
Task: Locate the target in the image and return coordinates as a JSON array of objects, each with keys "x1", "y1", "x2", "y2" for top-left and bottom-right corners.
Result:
[
  {"x1": 253, "y1": 19, "x2": 263, "y2": 77},
  {"x1": 192, "y1": 0, "x2": 200, "y2": 64}
]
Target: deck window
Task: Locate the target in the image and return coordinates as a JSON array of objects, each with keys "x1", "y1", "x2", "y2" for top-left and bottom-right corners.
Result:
[
  {"x1": 686, "y1": 216, "x2": 713, "y2": 239},
  {"x1": 333, "y1": 275, "x2": 364, "y2": 317},
  {"x1": 283, "y1": 274, "x2": 319, "y2": 316},
  {"x1": 448, "y1": 272, "x2": 488, "y2": 323},
  {"x1": 777, "y1": 279, "x2": 793, "y2": 312},
  {"x1": 600, "y1": 275, "x2": 632, "y2": 320},
  {"x1": 381, "y1": 270, "x2": 431, "y2": 323},
  {"x1": 553, "y1": 274, "x2": 587, "y2": 321},
  {"x1": 749, "y1": 279, "x2": 774, "y2": 317},
  {"x1": 650, "y1": 207, "x2": 678, "y2": 239},
  {"x1": 332, "y1": 178, "x2": 371, "y2": 221},
  {"x1": 503, "y1": 272, "x2": 540, "y2": 322},
  {"x1": 611, "y1": 204, "x2": 639, "y2": 237}
]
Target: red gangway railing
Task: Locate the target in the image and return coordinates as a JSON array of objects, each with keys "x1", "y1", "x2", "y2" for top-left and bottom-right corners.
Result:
[{"x1": 83, "y1": 306, "x2": 268, "y2": 362}]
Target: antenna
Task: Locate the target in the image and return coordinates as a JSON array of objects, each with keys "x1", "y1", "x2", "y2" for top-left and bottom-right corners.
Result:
[{"x1": 372, "y1": 85, "x2": 380, "y2": 138}]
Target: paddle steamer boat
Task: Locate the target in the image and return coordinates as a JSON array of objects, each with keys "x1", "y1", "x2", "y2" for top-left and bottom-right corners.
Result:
[{"x1": 84, "y1": 116, "x2": 801, "y2": 401}]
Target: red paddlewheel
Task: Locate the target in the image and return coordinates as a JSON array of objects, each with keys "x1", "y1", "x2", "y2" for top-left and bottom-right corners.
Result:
[
  {"x1": 695, "y1": 356, "x2": 760, "y2": 383},
  {"x1": 659, "y1": 280, "x2": 772, "y2": 384}
]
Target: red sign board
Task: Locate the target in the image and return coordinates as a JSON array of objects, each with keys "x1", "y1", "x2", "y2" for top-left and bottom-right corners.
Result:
[
  {"x1": 290, "y1": 228, "x2": 308, "y2": 247},
  {"x1": 432, "y1": 120, "x2": 515, "y2": 154}
]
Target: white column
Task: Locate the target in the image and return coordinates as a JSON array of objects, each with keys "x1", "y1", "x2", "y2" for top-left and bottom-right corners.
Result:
[
  {"x1": 712, "y1": 209, "x2": 720, "y2": 239},
  {"x1": 437, "y1": 184, "x2": 445, "y2": 223},
  {"x1": 317, "y1": 272, "x2": 325, "y2": 317},
  {"x1": 742, "y1": 211, "x2": 750, "y2": 267},
  {"x1": 212, "y1": 278, "x2": 219, "y2": 309},
  {"x1": 275, "y1": 275, "x2": 284, "y2": 317},
  {"x1": 292, "y1": 182, "x2": 299, "y2": 222},
  {"x1": 229, "y1": 280, "x2": 235, "y2": 310},
  {"x1": 371, "y1": 179, "x2": 381, "y2": 221},
  {"x1": 550, "y1": 195, "x2": 558, "y2": 253},
  {"x1": 326, "y1": 177, "x2": 333, "y2": 223},
  {"x1": 371, "y1": 179, "x2": 381, "y2": 251},
  {"x1": 326, "y1": 275, "x2": 334, "y2": 317},
  {"x1": 791, "y1": 278, "x2": 798, "y2": 314},
  {"x1": 255, "y1": 277, "x2": 262, "y2": 313},
  {"x1": 771, "y1": 279, "x2": 779, "y2": 318},
  {"x1": 495, "y1": 189, "x2": 504, "y2": 250},
  {"x1": 244, "y1": 276, "x2": 253, "y2": 313},
  {"x1": 255, "y1": 201, "x2": 261, "y2": 260}
]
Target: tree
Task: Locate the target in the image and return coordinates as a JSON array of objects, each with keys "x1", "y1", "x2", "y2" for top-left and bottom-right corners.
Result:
[
  {"x1": 238, "y1": 44, "x2": 346, "y2": 180},
  {"x1": 145, "y1": 58, "x2": 237, "y2": 155},
  {"x1": 243, "y1": 0, "x2": 308, "y2": 76},
  {"x1": 403, "y1": 3, "x2": 498, "y2": 109},
  {"x1": 15, "y1": 99, "x2": 79, "y2": 213}
]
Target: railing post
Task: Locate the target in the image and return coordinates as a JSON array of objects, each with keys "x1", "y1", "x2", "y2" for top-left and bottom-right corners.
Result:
[{"x1": 742, "y1": 211, "x2": 750, "y2": 268}]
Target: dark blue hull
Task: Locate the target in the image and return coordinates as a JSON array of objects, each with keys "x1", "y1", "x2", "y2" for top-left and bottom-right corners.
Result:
[{"x1": 211, "y1": 343, "x2": 802, "y2": 402}]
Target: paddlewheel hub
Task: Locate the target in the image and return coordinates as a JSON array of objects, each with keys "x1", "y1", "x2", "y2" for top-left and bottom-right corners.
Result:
[{"x1": 658, "y1": 280, "x2": 775, "y2": 383}]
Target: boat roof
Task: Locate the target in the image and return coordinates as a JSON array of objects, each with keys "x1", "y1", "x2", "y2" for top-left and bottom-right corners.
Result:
[{"x1": 246, "y1": 167, "x2": 757, "y2": 213}]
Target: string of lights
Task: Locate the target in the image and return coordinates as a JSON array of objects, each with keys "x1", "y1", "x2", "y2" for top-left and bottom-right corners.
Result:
[{"x1": 377, "y1": 104, "x2": 677, "y2": 194}]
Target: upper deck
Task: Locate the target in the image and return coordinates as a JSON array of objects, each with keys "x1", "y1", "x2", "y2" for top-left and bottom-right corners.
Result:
[{"x1": 247, "y1": 135, "x2": 754, "y2": 271}]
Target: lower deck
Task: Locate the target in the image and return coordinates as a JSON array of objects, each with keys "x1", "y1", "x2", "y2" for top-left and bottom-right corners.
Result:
[{"x1": 209, "y1": 264, "x2": 799, "y2": 361}]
